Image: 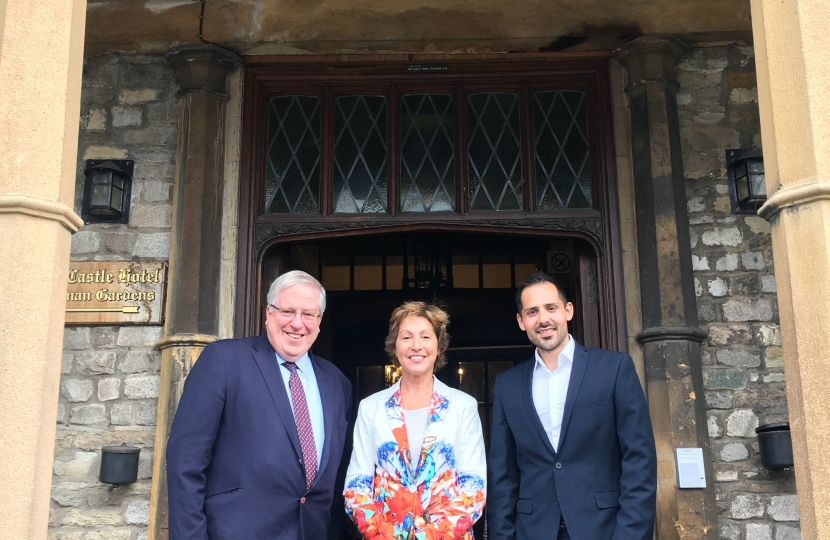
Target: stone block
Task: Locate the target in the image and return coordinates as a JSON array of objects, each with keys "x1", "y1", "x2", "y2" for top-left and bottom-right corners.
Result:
[
  {"x1": 71, "y1": 230, "x2": 100, "y2": 254},
  {"x1": 746, "y1": 215, "x2": 771, "y2": 234},
  {"x1": 125, "y1": 499, "x2": 150, "y2": 525},
  {"x1": 731, "y1": 493, "x2": 765, "y2": 519},
  {"x1": 742, "y1": 251, "x2": 765, "y2": 270},
  {"x1": 84, "y1": 108, "x2": 108, "y2": 131},
  {"x1": 90, "y1": 326, "x2": 117, "y2": 348},
  {"x1": 112, "y1": 105, "x2": 143, "y2": 127},
  {"x1": 130, "y1": 204, "x2": 172, "y2": 228},
  {"x1": 98, "y1": 378, "x2": 121, "y2": 401},
  {"x1": 110, "y1": 402, "x2": 137, "y2": 425},
  {"x1": 119, "y1": 88, "x2": 159, "y2": 104},
  {"x1": 60, "y1": 509, "x2": 122, "y2": 526},
  {"x1": 133, "y1": 232, "x2": 170, "y2": 258},
  {"x1": 768, "y1": 495, "x2": 799, "y2": 521},
  {"x1": 689, "y1": 214, "x2": 715, "y2": 225},
  {"x1": 61, "y1": 379, "x2": 94, "y2": 403},
  {"x1": 708, "y1": 277, "x2": 728, "y2": 297},
  {"x1": 704, "y1": 368, "x2": 747, "y2": 390},
  {"x1": 756, "y1": 325, "x2": 782, "y2": 346},
  {"x1": 688, "y1": 198, "x2": 705, "y2": 213},
  {"x1": 723, "y1": 298, "x2": 773, "y2": 322},
  {"x1": 721, "y1": 442, "x2": 749, "y2": 462},
  {"x1": 708, "y1": 415, "x2": 722, "y2": 438},
  {"x1": 69, "y1": 404, "x2": 108, "y2": 425},
  {"x1": 765, "y1": 347, "x2": 784, "y2": 368},
  {"x1": 720, "y1": 522, "x2": 741, "y2": 540},
  {"x1": 51, "y1": 482, "x2": 94, "y2": 507},
  {"x1": 707, "y1": 324, "x2": 752, "y2": 346},
  {"x1": 692, "y1": 255, "x2": 709, "y2": 271},
  {"x1": 775, "y1": 525, "x2": 802, "y2": 540},
  {"x1": 716, "y1": 470, "x2": 738, "y2": 482},
  {"x1": 104, "y1": 232, "x2": 138, "y2": 254},
  {"x1": 762, "y1": 274, "x2": 777, "y2": 293},
  {"x1": 53, "y1": 451, "x2": 97, "y2": 477},
  {"x1": 142, "y1": 180, "x2": 173, "y2": 202},
  {"x1": 74, "y1": 350, "x2": 117, "y2": 375},
  {"x1": 726, "y1": 409, "x2": 759, "y2": 437},
  {"x1": 116, "y1": 326, "x2": 163, "y2": 347},
  {"x1": 123, "y1": 127, "x2": 177, "y2": 147},
  {"x1": 716, "y1": 349, "x2": 761, "y2": 368},
  {"x1": 57, "y1": 402, "x2": 67, "y2": 424},
  {"x1": 63, "y1": 326, "x2": 90, "y2": 351},
  {"x1": 84, "y1": 531, "x2": 133, "y2": 540},
  {"x1": 73, "y1": 430, "x2": 154, "y2": 451},
  {"x1": 716, "y1": 253, "x2": 739, "y2": 271},
  {"x1": 124, "y1": 375, "x2": 160, "y2": 399},
  {"x1": 706, "y1": 392, "x2": 734, "y2": 409},
  {"x1": 746, "y1": 523, "x2": 773, "y2": 540},
  {"x1": 730, "y1": 88, "x2": 758, "y2": 104},
  {"x1": 138, "y1": 450, "x2": 154, "y2": 480},
  {"x1": 702, "y1": 227, "x2": 742, "y2": 246},
  {"x1": 119, "y1": 351, "x2": 156, "y2": 373},
  {"x1": 763, "y1": 373, "x2": 786, "y2": 383},
  {"x1": 138, "y1": 401, "x2": 157, "y2": 425},
  {"x1": 61, "y1": 352, "x2": 73, "y2": 373},
  {"x1": 698, "y1": 302, "x2": 716, "y2": 322},
  {"x1": 83, "y1": 146, "x2": 128, "y2": 160}
]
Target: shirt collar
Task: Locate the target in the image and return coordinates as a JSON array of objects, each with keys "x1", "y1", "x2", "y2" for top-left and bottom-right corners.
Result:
[
  {"x1": 534, "y1": 334, "x2": 575, "y2": 374},
  {"x1": 277, "y1": 351, "x2": 312, "y2": 373}
]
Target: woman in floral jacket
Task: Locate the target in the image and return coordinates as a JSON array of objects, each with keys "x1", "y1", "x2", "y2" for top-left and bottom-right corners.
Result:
[{"x1": 344, "y1": 302, "x2": 486, "y2": 540}]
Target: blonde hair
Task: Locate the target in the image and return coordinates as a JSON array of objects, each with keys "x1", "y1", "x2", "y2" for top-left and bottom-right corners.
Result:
[{"x1": 385, "y1": 301, "x2": 450, "y2": 372}]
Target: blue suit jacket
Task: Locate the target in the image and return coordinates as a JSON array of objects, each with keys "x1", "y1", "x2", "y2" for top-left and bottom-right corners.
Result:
[
  {"x1": 488, "y1": 341, "x2": 656, "y2": 540},
  {"x1": 167, "y1": 335, "x2": 353, "y2": 540}
]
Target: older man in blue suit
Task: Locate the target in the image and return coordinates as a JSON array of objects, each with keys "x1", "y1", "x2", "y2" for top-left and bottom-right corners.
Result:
[
  {"x1": 167, "y1": 271, "x2": 352, "y2": 540},
  {"x1": 488, "y1": 273, "x2": 656, "y2": 540}
]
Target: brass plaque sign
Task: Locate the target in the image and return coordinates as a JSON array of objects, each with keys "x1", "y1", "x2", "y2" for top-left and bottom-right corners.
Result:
[{"x1": 65, "y1": 261, "x2": 167, "y2": 325}]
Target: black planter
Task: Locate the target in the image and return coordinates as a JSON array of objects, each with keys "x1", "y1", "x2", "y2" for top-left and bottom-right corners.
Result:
[
  {"x1": 755, "y1": 423, "x2": 794, "y2": 470},
  {"x1": 100, "y1": 444, "x2": 141, "y2": 485}
]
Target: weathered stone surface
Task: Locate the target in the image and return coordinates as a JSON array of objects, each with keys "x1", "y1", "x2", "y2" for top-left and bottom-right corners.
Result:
[
  {"x1": 720, "y1": 522, "x2": 741, "y2": 540},
  {"x1": 708, "y1": 415, "x2": 722, "y2": 438},
  {"x1": 112, "y1": 105, "x2": 143, "y2": 127},
  {"x1": 130, "y1": 204, "x2": 172, "y2": 228},
  {"x1": 141, "y1": 180, "x2": 173, "y2": 202},
  {"x1": 53, "y1": 451, "x2": 97, "y2": 477},
  {"x1": 709, "y1": 277, "x2": 728, "y2": 296},
  {"x1": 137, "y1": 450, "x2": 153, "y2": 480},
  {"x1": 708, "y1": 324, "x2": 753, "y2": 346},
  {"x1": 716, "y1": 253, "x2": 739, "y2": 271},
  {"x1": 704, "y1": 368, "x2": 747, "y2": 390},
  {"x1": 85, "y1": 531, "x2": 133, "y2": 540},
  {"x1": 119, "y1": 351, "x2": 156, "y2": 373},
  {"x1": 61, "y1": 379, "x2": 94, "y2": 403},
  {"x1": 742, "y1": 251, "x2": 765, "y2": 270},
  {"x1": 693, "y1": 254, "x2": 710, "y2": 270},
  {"x1": 765, "y1": 347, "x2": 784, "y2": 368},
  {"x1": 702, "y1": 227, "x2": 743, "y2": 246},
  {"x1": 731, "y1": 493, "x2": 765, "y2": 519},
  {"x1": 125, "y1": 499, "x2": 150, "y2": 525},
  {"x1": 90, "y1": 327, "x2": 117, "y2": 348},
  {"x1": 51, "y1": 482, "x2": 94, "y2": 507},
  {"x1": 717, "y1": 349, "x2": 761, "y2": 368},
  {"x1": 716, "y1": 469, "x2": 739, "y2": 482},
  {"x1": 98, "y1": 378, "x2": 121, "y2": 401},
  {"x1": 74, "y1": 350, "x2": 117, "y2": 375},
  {"x1": 64, "y1": 327, "x2": 91, "y2": 350},
  {"x1": 69, "y1": 404, "x2": 108, "y2": 425},
  {"x1": 71, "y1": 230, "x2": 101, "y2": 254},
  {"x1": 746, "y1": 523, "x2": 773, "y2": 540},
  {"x1": 775, "y1": 525, "x2": 802, "y2": 540},
  {"x1": 706, "y1": 392, "x2": 734, "y2": 409},
  {"x1": 60, "y1": 509, "x2": 121, "y2": 526},
  {"x1": 133, "y1": 232, "x2": 170, "y2": 258},
  {"x1": 762, "y1": 274, "x2": 777, "y2": 293},
  {"x1": 110, "y1": 402, "x2": 137, "y2": 425},
  {"x1": 723, "y1": 298, "x2": 774, "y2": 322},
  {"x1": 138, "y1": 401, "x2": 157, "y2": 425},
  {"x1": 768, "y1": 495, "x2": 799, "y2": 521},
  {"x1": 726, "y1": 409, "x2": 759, "y2": 437},
  {"x1": 124, "y1": 375, "x2": 159, "y2": 399},
  {"x1": 721, "y1": 443, "x2": 749, "y2": 462},
  {"x1": 119, "y1": 88, "x2": 159, "y2": 104},
  {"x1": 61, "y1": 352, "x2": 73, "y2": 374},
  {"x1": 116, "y1": 326, "x2": 163, "y2": 347}
]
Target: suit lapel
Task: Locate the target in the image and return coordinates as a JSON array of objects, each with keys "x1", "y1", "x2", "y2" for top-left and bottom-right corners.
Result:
[
  {"x1": 251, "y1": 335, "x2": 303, "y2": 461},
  {"x1": 558, "y1": 341, "x2": 588, "y2": 451},
  {"x1": 521, "y1": 357, "x2": 557, "y2": 456},
  {"x1": 310, "y1": 352, "x2": 335, "y2": 482}
]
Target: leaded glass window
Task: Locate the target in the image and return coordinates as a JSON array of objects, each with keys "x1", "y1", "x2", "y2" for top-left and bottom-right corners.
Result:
[
  {"x1": 466, "y1": 92, "x2": 523, "y2": 211},
  {"x1": 533, "y1": 90, "x2": 592, "y2": 209},
  {"x1": 400, "y1": 94, "x2": 455, "y2": 212},
  {"x1": 333, "y1": 95, "x2": 388, "y2": 213},
  {"x1": 265, "y1": 96, "x2": 322, "y2": 213}
]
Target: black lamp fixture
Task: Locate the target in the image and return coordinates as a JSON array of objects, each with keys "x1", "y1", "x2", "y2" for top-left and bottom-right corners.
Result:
[
  {"x1": 82, "y1": 159, "x2": 134, "y2": 224},
  {"x1": 402, "y1": 234, "x2": 453, "y2": 295},
  {"x1": 99, "y1": 443, "x2": 141, "y2": 487},
  {"x1": 726, "y1": 148, "x2": 766, "y2": 214}
]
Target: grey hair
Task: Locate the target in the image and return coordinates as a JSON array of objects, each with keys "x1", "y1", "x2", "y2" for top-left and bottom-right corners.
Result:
[{"x1": 266, "y1": 271, "x2": 327, "y2": 314}]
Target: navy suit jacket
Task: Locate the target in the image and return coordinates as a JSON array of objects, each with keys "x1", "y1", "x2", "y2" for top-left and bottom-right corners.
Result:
[
  {"x1": 488, "y1": 341, "x2": 656, "y2": 540},
  {"x1": 167, "y1": 335, "x2": 353, "y2": 540}
]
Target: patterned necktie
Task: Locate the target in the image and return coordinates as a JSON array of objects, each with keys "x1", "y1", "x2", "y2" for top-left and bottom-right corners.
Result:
[{"x1": 284, "y1": 361, "x2": 318, "y2": 491}]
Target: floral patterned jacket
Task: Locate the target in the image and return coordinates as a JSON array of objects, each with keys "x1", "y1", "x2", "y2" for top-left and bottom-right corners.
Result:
[{"x1": 344, "y1": 377, "x2": 487, "y2": 540}]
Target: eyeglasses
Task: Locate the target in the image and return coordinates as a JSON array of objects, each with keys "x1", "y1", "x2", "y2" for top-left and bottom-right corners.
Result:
[{"x1": 269, "y1": 304, "x2": 321, "y2": 323}]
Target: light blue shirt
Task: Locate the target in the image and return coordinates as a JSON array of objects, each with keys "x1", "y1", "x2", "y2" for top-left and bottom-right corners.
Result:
[
  {"x1": 531, "y1": 335, "x2": 576, "y2": 452},
  {"x1": 277, "y1": 352, "x2": 325, "y2": 468}
]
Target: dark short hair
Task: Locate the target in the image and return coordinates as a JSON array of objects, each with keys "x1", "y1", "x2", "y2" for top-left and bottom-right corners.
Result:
[
  {"x1": 515, "y1": 273, "x2": 569, "y2": 313},
  {"x1": 385, "y1": 301, "x2": 450, "y2": 372}
]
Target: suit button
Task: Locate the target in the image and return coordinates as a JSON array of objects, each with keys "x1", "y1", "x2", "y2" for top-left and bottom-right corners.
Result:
[
  {"x1": 555, "y1": 462, "x2": 562, "y2": 469},
  {"x1": 554, "y1": 499, "x2": 559, "y2": 505},
  {"x1": 300, "y1": 497, "x2": 306, "y2": 504}
]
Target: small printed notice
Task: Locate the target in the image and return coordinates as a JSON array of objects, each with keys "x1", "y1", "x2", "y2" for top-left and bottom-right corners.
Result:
[
  {"x1": 675, "y1": 447, "x2": 707, "y2": 488},
  {"x1": 65, "y1": 261, "x2": 167, "y2": 325}
]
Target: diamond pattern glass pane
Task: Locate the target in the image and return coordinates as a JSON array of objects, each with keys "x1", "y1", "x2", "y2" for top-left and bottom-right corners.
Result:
[
  {"x1": 533, "y1": 90, "x2": 592, "y2": 209},
  {"x1": 333, "y1": 95, "x2": 388, "y2": 213},
  {"x1": 467, "y1": 92, "x2": 523, "y2": 211},
  {"x1": 265, "y1": 96, "x2": 322, "y2": 213},
  {"x1": 400, "y1": 94, "x2": 455, "y2": 212}
]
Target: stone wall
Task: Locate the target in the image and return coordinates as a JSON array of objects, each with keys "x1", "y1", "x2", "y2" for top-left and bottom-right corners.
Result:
[
  {"x1": 678, "y1": 45, "x2": 800, "y2": 539},
  {"x1": 52, "y1": 54, "x2": 177, "y2": 540}
]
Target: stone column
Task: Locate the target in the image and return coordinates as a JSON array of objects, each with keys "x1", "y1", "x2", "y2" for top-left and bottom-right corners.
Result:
[
  {"x1": 0, "y1": 0, "x2": 86, "y2": 538},
  {"x1": 148, "y1": 44, "x2": 240, "y2": 540},
  {"x1": 751, "y1": 0, "x2": 830, "y2": 536},
  {"x1": 616, "y1": 37, "x2": 718, "y2": 540}
]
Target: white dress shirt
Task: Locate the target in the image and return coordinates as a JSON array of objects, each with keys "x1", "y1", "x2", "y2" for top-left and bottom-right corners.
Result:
[
  {"x1": 531, "y1": 335, "x2": 576, "y2": 452},
  {"x1": 278, "y1": 352, "x2": 325, "y2": 468}
]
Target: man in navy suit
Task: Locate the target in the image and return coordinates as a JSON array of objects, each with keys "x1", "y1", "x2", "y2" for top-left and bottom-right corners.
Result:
[
  {"x1": 167, "y1": 271, "x2": 353, "y2": 540},
  {"x1": 488, "y1": 273, "x2": 656, "y2": 540}
]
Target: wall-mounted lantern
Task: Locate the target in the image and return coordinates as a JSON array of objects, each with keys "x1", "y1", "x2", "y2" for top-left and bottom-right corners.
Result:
[
  {"x1": 755, "y1": 423, "x2": 794, "y2": 470},
  {"x1": 99, "y1": 444, "x2": 141, "y2": 486},
  {"x1": 82, "y1": 159, "x2": 134, "y2": 224},
  {"x1": 726, "y1": 148, "x2": 765, "y2": 214}
]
